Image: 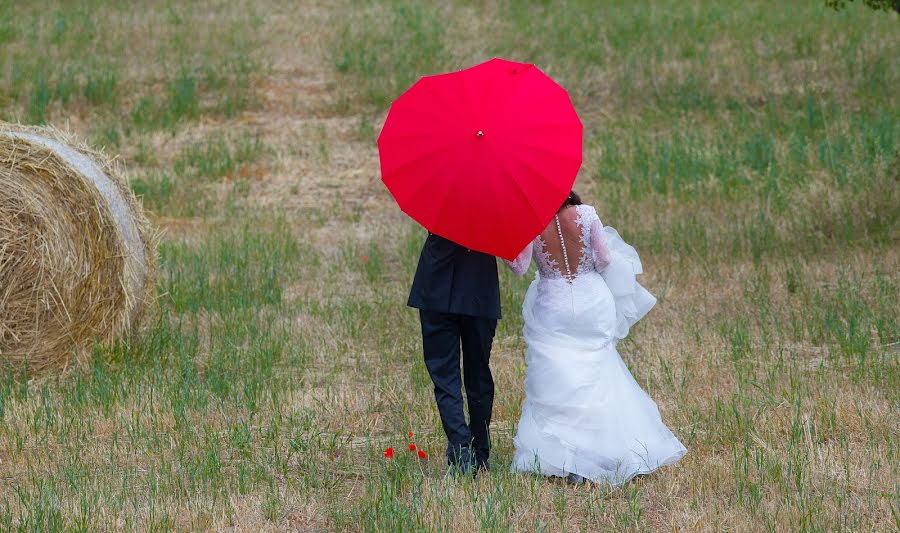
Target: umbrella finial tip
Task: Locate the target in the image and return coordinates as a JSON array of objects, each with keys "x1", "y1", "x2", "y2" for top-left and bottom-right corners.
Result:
[{"x1": 477, "y1": 130, "x2": 484, "y2": 138}]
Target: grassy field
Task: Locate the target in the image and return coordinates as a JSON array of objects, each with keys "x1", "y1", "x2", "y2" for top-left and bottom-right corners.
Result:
[{"x1": 0, "y1": 0, "x2": 898, "y2": 530}]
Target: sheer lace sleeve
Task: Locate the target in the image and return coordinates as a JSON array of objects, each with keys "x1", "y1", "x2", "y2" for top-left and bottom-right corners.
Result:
[
  {"x1": 504, "y1": 241, "x2": 533, "y2": 277},
  {"x1": 590, "y1": 217, "x2": 611, "y2": 271}
]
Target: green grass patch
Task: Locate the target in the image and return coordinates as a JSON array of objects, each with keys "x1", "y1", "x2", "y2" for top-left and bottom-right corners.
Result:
[
  {"x1": 0, "y1": 2, "x2": 264, "y2": 132},
  {"x1": 332, "y1": 1, "x2": 449, "y2": 109},
  {"x1": 173, "y1": 134, "x2": 265, "y2": 180},
  {"x1": 160, "y1": 221, "x2": 304, "y2": 314}
]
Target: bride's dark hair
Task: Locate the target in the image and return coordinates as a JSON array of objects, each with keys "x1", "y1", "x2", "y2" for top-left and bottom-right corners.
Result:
[{"x1": 559, "y1": 190, "x2": 582, "y2": 212}]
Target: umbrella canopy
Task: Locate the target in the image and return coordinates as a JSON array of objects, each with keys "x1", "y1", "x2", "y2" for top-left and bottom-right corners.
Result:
[{"x1": 378, "y1": 58, "x2": 582, "y2": 261}]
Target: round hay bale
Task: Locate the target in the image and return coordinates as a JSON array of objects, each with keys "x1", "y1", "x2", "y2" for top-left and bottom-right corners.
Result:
[{"x1": 0, "y1": 122, "x2": 156, "y2": 372}]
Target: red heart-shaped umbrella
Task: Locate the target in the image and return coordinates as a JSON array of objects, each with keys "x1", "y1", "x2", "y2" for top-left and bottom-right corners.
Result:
[{"x1": 378, "y1": 58, "x2": 583, "y2": 261}]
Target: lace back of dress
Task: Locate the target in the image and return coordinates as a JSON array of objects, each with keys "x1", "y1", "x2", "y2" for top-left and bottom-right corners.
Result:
[
  {"x1": 554, "y1": 214, "x2": 575, "y2": 282},
  {"x1": 535, "y1": 206, "x2": 589, "y2": 281}
]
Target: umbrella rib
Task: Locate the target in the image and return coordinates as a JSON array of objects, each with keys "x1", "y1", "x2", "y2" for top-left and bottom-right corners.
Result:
[
  {"x1": 494, "y1": 158, "x2": 546, "y2": 232},
  {"x1": 382, "y1": 105, "x2": 455, "y2": 132},
  {"x1": 428, "y1": 77, "x2": 468, "y2": 123},
  {"x1": 388, "y1": 77, "x2": 464, "y2": 125},
  {"x1": 378, "y1": 130, "x2": 451, "y2": 143},
  {"x1": 421, "y1": 175, "x2": 459, "y2": 237},
  {"x1": 514, "y1": 156, "x2": 575, "y2": 197},
  {"x1": 512, "y1": 141, "x2": 583, "y2": 164},
  {"x1": 391, "y1": 79, "x2": 467, "y2": 131},
  {"x1": 501, "y1": 120, "x2": 581, "y2": 131},
  {"x1": 495, "y1": 63, "x2": 538, "y2": 107},
  {"x1": 380, "y1": 142, "x2": 463, "y2": 184}
]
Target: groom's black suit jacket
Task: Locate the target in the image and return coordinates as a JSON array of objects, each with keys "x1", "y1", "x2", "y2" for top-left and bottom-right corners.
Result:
[{"x1": 407, "y1": 233, "x2": 501, "y2": 320}]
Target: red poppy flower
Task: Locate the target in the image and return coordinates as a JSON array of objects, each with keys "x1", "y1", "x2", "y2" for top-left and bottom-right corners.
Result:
[
  {"x1": 417, "y1": 450, "x2": 427, "y2": 459},
  {"x1": 408, "y1": 443, "x2": 417, "y2": 451},
  {"x1": 408, "y1": 431, "x2": 414, "y2": 438},
  {"x1": 384, "y1": 447, "x2": 394, "y2": 458},
  {"x1": 361, "y1": 256, "x2": 369, "y2": 262}
]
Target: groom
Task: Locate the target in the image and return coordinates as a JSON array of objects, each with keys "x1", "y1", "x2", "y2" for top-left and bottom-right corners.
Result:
[{"x1": 408, "y1": 231, "x2": 499, "y2": 473}]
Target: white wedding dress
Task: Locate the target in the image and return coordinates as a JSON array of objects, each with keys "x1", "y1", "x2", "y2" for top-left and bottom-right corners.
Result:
[{"x1": 505, "y1": 204, "x2": 686, "y2": 485}]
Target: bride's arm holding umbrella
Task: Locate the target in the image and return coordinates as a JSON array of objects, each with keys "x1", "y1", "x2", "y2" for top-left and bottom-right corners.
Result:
[{"x1": 503, "y1": 242, "x2": 533, "y2": 277}]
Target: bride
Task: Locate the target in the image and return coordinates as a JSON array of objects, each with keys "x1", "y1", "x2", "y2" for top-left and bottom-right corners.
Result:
[{"x1": 504, "y1": 191, "x2": 686, "y2": 485}]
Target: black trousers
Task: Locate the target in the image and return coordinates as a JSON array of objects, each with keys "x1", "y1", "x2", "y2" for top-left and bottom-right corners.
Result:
[{"x1": 419, "y1": 310, "x2": 497, "y2": 466}]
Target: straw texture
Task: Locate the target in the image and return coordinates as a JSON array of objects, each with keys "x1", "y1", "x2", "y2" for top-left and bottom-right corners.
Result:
[{"x1": 0, "y1": 122, "x2": 156, "y2": 372}]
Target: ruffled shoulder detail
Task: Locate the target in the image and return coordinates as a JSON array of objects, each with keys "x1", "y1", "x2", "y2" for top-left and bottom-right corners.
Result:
[{"x1": 599, "y1": 226, "x2": 656, "y2": 340}]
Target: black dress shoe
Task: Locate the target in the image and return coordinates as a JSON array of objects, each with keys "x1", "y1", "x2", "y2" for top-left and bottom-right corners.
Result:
[{"x1": 446, "y1": 444, "x2": 475, "y2": 475}]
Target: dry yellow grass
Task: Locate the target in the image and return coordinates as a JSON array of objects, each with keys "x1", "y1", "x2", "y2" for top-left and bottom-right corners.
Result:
[{"x1": 0, "y1": 0, "x2": 896, "y2": 531}]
